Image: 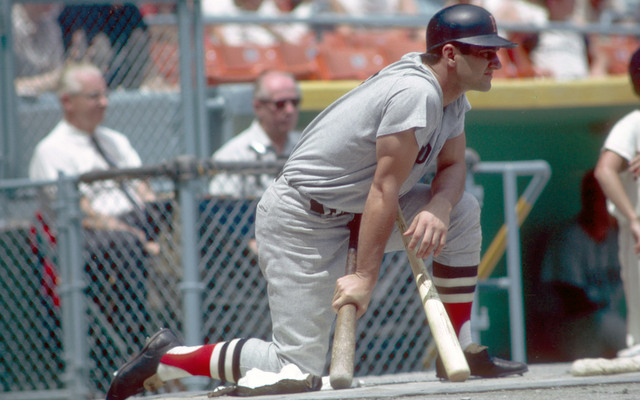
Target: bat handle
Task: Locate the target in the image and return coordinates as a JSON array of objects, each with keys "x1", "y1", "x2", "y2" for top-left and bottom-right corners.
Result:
[
  {"x1": 330, "y1": 302, "x2": 357, "y2": 389},
  {"x1": 330, "y1": 215, "x2": 360, "y2": 390}
]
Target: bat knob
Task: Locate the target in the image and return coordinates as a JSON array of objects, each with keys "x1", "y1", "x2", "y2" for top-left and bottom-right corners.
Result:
[{"x1": 329, "y1": 374, "x2": 352, "y2": 390}]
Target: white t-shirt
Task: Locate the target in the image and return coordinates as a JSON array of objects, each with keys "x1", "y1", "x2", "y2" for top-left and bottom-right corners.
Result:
[
  {"x1": 530, "y1": 30, "x2": 590, "y2": 81},
  {"x1": 202, "y1": 0, "x2": 277, "y2": 46},
  {"x1": 601, "y1": 110, "x2": 640, "y2": 219},
  {"x1": 258, "y1": 0, "x2": 313, "y2": 44},
  {"x1": 29, "y1": 119, "x2": 144, "y2": 216},
  {"x1": 283, "y1": 52, "x2": 470, "y2": 213}
]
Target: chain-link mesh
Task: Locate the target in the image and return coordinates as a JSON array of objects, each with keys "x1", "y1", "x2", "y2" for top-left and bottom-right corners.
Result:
[
  {"x1": 0, "y1": 188, "x2": 63, "y2": 392},
  {"x1": 0, "y1": 161, "x2": 440, "y2": 398}
]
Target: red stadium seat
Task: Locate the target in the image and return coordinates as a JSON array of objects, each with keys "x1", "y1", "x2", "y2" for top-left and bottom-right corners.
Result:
[
  {"x1": 205, "y1": 42, "x2": 281, "y2": 85},
  {"x1": 274, "y1": 36, "x2": 321, "y2": 80},
  {"x1": 316, "y1": 44, "x2": 388, "y2": 81}
]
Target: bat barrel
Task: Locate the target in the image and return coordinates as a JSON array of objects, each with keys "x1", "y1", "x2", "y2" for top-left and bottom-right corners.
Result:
[{"x1": 396, "y1": 206, "x2": 470, "y2": 382}]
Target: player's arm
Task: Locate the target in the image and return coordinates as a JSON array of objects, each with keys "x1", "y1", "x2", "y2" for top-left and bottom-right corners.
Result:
[
  {"x1": 628, "y1": 152, "x2": 640, "y2": 179},
  {"x1": 405, "y1": 132, "x2": 467, "y2": 258},
  {"x1": 332, "y1": 129, "x2": 420, "y2": 319},
  {"x1": 595, "y1": 149, "x2": 640, "y2": 253}
]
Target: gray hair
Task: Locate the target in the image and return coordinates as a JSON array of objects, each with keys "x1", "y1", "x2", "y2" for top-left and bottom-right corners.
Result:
[{"x1": 57, "y1": 62, "x2": 103, "y2": 97}]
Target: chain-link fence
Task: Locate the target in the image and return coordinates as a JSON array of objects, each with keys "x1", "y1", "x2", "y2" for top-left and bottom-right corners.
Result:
[{"x1": 0, "y1": 157, "x2": 453, "y2": 399}]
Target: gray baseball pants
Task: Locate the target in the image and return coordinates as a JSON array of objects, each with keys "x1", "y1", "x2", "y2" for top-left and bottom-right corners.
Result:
[{"x1": 239, "y1": 175, "x2": 481, "y2": 376}]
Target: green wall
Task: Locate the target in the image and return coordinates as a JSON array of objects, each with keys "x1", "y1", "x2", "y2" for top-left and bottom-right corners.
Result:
[{"x1": 466, "y1": 104, "x2": 636, "y2": 360}]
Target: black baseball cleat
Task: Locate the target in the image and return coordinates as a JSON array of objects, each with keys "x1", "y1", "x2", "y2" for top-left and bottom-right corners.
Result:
[
  {"x1": 436, "y1": 343, "x2": 528, "y2": 380},
  {"x1": 106, "y1": 328, "x2": 181, "y2": 400}
]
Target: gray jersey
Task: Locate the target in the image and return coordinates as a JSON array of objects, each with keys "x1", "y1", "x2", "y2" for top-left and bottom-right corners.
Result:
[{"x1": 282, "y1": 52, "x2": 471, "y2": 213}]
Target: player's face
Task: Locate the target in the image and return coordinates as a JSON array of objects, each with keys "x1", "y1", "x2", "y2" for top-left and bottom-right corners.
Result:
[{"x1": 454, "y1": 46, "x2": 501, "y2": 92}]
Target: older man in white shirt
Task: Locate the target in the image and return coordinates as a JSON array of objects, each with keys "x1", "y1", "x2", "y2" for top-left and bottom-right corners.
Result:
[{"x1": 29, "y1": 62, "x2": 158, "y2": 253}]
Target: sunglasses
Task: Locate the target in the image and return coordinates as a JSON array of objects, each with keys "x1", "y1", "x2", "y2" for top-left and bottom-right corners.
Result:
[{"x1": 259, "y1": 98, "x2": 301, "y2": 110}]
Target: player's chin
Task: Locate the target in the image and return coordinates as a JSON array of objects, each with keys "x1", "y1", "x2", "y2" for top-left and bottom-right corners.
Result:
[
  {"x1": 478, "y1": 75, "x2": 495, "y2": 91},
  {"x1": 474, "y1": 81, "x2": 493, "y2": 92}
]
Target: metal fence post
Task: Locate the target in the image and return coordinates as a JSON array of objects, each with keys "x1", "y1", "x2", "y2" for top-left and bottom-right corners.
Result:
[
  {"x1": 175, "y1": 156, "x2": 207, "y2": 390},
  {"x1": 55, "y1": 174, "x2": 89, "y2": 400},
  {"x1": 502, "y1": 165, "x2": 526, "y2": 363},
  {"x1": 0, "y1": 0, "x2": 18, "y2": 180}
]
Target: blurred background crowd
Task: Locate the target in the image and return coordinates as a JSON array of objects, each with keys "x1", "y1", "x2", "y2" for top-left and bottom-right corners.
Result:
[{"x1": 12, "y1": 0, "x2": 640, "y2": 97}]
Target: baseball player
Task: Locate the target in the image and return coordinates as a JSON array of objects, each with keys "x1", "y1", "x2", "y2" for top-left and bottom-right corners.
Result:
[
  {"x1": 595, "y1": 46, "x2": 640, "y2": 358},
  {"x1": 106, "y1": 5, "x2": 528, "y2": 399}
]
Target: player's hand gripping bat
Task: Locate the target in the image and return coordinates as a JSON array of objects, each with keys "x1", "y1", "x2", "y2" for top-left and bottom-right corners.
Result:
[
  {"x1": 330, "y1": 214, "x2": 361, "y2": 390},
  {"x1": 396, "y1": 207, "x2": 470, "y2": 382}
]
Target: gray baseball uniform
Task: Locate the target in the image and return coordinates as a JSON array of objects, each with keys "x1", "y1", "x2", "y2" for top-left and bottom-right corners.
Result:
[{"x1": 239, "y1": 52, "x2": 482, "y2": 376}]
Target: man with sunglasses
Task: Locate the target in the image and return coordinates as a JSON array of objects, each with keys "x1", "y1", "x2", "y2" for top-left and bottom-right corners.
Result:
[
  {"x1": 209, "y1": 69, "x2": 302, "y2": 198},
  {"x1": 107, "y1": 5, "x2": 528, "y2": 399}
]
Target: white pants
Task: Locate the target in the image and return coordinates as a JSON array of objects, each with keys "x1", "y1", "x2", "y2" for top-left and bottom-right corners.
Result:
[
  {"x1": 618, "y1": 223, "x2": 640, "y2": 347},
  {"x1": 240, "y1": 176, "x2": 481, "y2": 376}
]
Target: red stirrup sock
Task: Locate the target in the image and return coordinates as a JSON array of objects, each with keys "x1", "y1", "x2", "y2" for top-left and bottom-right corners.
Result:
[
  {"x1": 159, "y1": 338, "x2": 248, "y2": 383},
  {"x1": 432, "y1": 262, "x2": 478, "y2": 347}
]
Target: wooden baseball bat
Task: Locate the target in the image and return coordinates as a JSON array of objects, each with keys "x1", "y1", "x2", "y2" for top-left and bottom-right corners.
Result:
[
  {"x1": 330, "y1": 214, "x2": 361, "y2": 390},
  {"x1": 396, "y1": 207, "x2": 470, "y2": 382}
]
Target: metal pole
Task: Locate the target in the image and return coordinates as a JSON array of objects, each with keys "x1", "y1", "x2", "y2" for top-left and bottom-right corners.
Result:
[
  {"x1": 177, "y1": 176, "x2": 207, "y2": 390},
  {"x1": 0, "y1": 0, "x2": 18, "y2": 179},
  {"x1": 177, "y1": 0, "x2": 198, "y2": 156},
  {"x1": 191, "y1": 0, "x2": 210, "y2": 159},
  {"x1": 165, "y1": 155, "x2": 208, "y2": 390},
  {"x1": 502, "y1": 166, "x2": 526, "y2": 363},
  {"x1": 55, "y1": 174, "x2": 89, "y2": 400}
]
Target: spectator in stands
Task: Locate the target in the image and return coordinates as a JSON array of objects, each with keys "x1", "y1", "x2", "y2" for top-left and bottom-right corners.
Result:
[
  {"x1": 582, "y1": 0, "x2": 640, "y2": 77},
  {"x1": 58, "y1": 3, "x2": 151, "y2": 89},
  {"x1": 529, "y1": 0, "x2": 596, "y2": 80},
  {"x1": 533, "y1": 169, "x2": 625, "y2": 361},
  {"x1": 29, "y1": 62, "x2": 159, "y2": 254},
  {"x1": 12, "y1": 2, "x2": 65, "y2": 97},
  {"x1": 28, "y1": 61, "x2": 160, "y2": 391},
  {"x1": 258, "y1": 0, "x2": 317, "y2": 44},
  {"x1": 330, "y1": 0, "x2": 418, "y2": 15},
  {"x1": 209, "y1": 69, "x2": 302, "y2": 198},
  {"x1": 204, "y1": 0, "x2": 279, "y2": 46},
  {"x1": 329, "y1": 0, "x2": 421, "y2": 39}
]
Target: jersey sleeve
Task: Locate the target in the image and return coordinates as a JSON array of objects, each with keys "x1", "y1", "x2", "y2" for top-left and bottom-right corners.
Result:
[
  {"x1": 375, "y1": 76, "x2": 433, "y2": 137},
  {"x1": 602, "y1": 111, "x2": 640, "y2": 161}
]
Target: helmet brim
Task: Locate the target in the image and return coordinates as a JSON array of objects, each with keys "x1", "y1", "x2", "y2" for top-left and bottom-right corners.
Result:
[{"x1": 455, "y1": 34, "x2": 517, "y2": 49}]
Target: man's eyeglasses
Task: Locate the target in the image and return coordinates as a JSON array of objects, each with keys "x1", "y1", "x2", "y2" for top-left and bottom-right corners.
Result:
[{"x1": 259, "y1": 98, "x2": 301, "y2": 110}]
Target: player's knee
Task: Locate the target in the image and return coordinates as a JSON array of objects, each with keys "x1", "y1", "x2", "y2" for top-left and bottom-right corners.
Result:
[{"x1": 452, "y1": 192, "x2": 481, "y2": 228}]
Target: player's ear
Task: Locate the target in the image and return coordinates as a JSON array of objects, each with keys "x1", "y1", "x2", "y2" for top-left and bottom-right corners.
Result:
[{"x1": 442, "y1": 44, "x2": 457, "y2": 66}]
